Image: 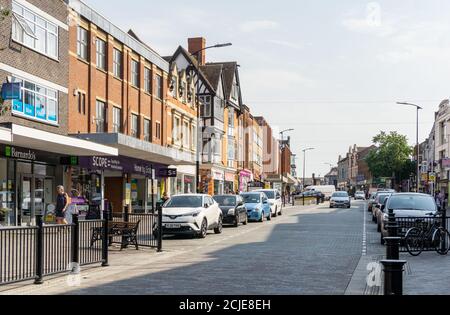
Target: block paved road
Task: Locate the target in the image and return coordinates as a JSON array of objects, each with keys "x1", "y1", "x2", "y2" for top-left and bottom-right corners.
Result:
[{"x1": 1, "y1": 201, "x2": 368, "y2": 295}]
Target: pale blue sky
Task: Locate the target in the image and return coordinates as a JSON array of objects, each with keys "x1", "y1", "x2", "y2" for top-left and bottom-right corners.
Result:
[{"x1": 86, "y1": 0, "x2": 450, "y2": 177}]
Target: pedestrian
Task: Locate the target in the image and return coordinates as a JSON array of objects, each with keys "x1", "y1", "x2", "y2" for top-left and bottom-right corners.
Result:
[{"x1": 55, "y1": 185, "x2": 70, "y2": 225}]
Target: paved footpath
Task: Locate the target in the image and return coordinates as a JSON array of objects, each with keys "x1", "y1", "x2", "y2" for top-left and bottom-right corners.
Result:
[
  {"x1": 0, "y1": 203, "x2": 366, "y2": 295},
  {"x1": 345, "y1": 202, "x2": 450, "y2": 295}
]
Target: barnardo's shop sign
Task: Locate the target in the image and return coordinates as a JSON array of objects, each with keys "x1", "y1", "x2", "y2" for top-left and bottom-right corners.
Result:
[
  {"x1": 0, "y1": 145, "x2": 59, "y2": 164},
  {"x1": 79, "y1": 156, "x2": 167, "y2": 177}
]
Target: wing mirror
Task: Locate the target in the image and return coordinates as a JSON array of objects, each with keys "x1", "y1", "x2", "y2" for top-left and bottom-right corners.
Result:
[
  {"x1": 204, "y1": 203, "x2": 209, "y2": 208},
  {"x1": 381, "y1": 205, "x2": 386, "y2": 212}
]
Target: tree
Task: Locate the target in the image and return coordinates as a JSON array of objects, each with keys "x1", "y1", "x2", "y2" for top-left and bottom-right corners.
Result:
[{"x1": 365, "y1": 131, "x2": 414, "y2": 186}]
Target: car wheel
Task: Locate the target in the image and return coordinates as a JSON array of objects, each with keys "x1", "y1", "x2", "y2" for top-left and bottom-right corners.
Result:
[
  {"x1": 279, "y1": 207, "x2": 283, "y2": 216},
  {"x1": 377, "y1": 222, "x2": 381, "y2": 233},
  {"x1": 234, "y1": 214, "x2": 240, "y2": 228},
  {"x1": 267, "y1": 211, "x2": 272, "y2": 221},
  {"x1": 259, "y1": 212, "x2": 264, "y2": 223},
  {"x1": 214, "y1": 216, "x2": 223, "y2": 234},
  {"x1": 199, "y1": 218, "x2": 208, "y2": 239},
  {"x1": 243, "y1": 214, "x2": 248, "y2": 225},
  {"x1": 273, "y1": 207, "x2": 278, "y2": 218}
]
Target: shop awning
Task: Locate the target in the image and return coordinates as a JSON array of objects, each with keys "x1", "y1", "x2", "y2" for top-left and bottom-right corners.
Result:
[
  {"x1": 73, "y1": 133, "x2": 196, "y2": 166},
  {"x1": 0, "y1": 124, "x2": 118, "y2": 156}
]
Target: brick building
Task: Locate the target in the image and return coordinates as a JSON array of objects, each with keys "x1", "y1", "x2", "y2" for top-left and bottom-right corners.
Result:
[
  {"x1": 65, "y1": 0, "x2": 194, "y2": 215},
  {"x1": 0, "y1": 0, "x2": 116, "y2": 226}
]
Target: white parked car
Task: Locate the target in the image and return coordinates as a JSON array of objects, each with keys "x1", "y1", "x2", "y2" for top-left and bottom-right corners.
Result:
[
  {"x1": 255, "y1": 189, "x2": 283, "y2": 217},
  {"x1": 162, "y1": 194, "x2": 223, "y2": 238}
]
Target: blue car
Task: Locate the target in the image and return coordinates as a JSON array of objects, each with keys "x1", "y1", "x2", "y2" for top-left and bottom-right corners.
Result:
[{"x1": 240, "y1": 192, "x2": 271, "y2": 222}]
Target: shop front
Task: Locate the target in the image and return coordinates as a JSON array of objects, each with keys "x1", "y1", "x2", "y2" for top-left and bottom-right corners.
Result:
[
  {"x1": 199, "y1": 167, "x2": 225, "y2": 196},
  {"x1": 239, "y1": 169, "x2": 253, "y2": 193},
  {"x1": 168, "y1": 165, "x2": 196, "y2": 196},
  {"x1": 224, "y1": 172, "x2": 235, "y2": 194},
  {"x1": 75, "y1": 156, "x2": 169, "y2": 217}
]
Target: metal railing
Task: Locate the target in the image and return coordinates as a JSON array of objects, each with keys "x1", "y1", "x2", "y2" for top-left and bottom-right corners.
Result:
[
  {"x1": 0, "y1": 226, "x2": 37, "y2": 285},
  {"x1": 396, "y1": 215, "x2": 450, "y2": 253},
  {"x1": 1, "y1": 214, "x2": 107, "y2": 286}
]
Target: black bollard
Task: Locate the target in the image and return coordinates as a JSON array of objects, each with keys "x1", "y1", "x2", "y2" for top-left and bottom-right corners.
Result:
[{"x1": 380, "y1": 260, "x2": 407, "y2": 295}]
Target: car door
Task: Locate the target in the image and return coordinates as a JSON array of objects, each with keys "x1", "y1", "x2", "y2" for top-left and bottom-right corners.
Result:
[
  {"x1": 276, "y1": 191, "x2": 282, "y2": 209},
  {"x1": 205, "y1": 196, "x2": 217, "y2": 226},
  {"x1": 262, "y1": 195, "x2": 270, "y2": 217},
  {"x1": 236, "y1": 196, "x2": 245, "y2": 220}
]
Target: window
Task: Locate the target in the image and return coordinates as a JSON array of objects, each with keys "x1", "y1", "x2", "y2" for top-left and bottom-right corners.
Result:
[
  {"x1": 12, "y1": 1, "x2": 58, "y2": 59},
  {"x1": 112, "y1": 107, "x2": 121, "y2": 133},
  {"x1": 156, "y1": 122, "x2": 161, "y2": 140},
  {"x1": 131, "y1": 114, "x2": 139, "y2": 138},
  {"x1": 144, "y1": 68, "x2": 151, "y2": 94},
  {"x1": 173, "y1": 116, "x2": 181, "y2": 143},
  {"x1": 228, "y1": 108, "x2": 234, "y2": 127},
  {"x1": 113, "y1": 49, "x2": 122, "y2": 78},
  {"x1": 77, "y1": 91, "x2": 86, "y2": 115},
  {"x1": 181, "y1": 81, "x2": 187, "y2": 103},
  {"x1": 170, "y1": 76, "x2": 177, "y2": 98},
  {"x1": 183, "y1": 121, "x2": 189, "y2": 147},
  {"x1": 144, "y1": 119, "x2": 151, "y2": 142},
  {"x1": 199, "y1": 95, "x2": 211, "y2": 117},
  {"x1": 155, "y1": 74, "x2": 163, "y2": 99},
  {"x1": 95, "y1": 100, "x2": 106, "y2": 133},
  {"x1": 231, "y1": 83, "x2": 239, "y2": 101},
  {"x1": 11, "y1": 77, "x2": 58, "y2": 124},
  {"x1": 96, "y1": 38, "x2": 106, "y2": 70},
  {"x1": 191, "y1": 125, "x2": 196, "y2": 150},
  {"x1": 131, "y1": 60, "x2": 139, "y2": 87},
  {"x1": 77, "y1": 26, "x2": 88, "y2": 60}
]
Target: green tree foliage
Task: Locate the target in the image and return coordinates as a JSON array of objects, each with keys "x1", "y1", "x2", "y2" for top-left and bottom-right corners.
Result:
[{"x1": 365, "y1": 131, "x2": 414, "y2": 182}]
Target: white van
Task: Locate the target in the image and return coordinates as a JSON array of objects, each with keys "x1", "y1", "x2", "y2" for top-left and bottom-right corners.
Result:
[{"x1": 305, "y1": 186, "x2": 336, "y2": 200}]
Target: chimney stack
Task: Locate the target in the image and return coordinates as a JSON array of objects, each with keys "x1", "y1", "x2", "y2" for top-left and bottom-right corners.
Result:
[{"x1": 188, "y1": 37, "x2": 206, "y2": 65}]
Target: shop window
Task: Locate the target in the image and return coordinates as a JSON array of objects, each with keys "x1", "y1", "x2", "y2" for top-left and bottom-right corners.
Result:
[
  {"x1": 184, "y1": 175, "x2": 195, "y2": 194},
  {"x1": 0, "y1": 159, "x2": 15, "y2": 226},
  {"x1": 11, "y1": 77, "x2": 58, "y2": 125}
]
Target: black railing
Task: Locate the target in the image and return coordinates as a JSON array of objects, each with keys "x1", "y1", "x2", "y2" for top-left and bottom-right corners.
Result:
[
  {"x1": 396, "y1": 215, "x2": 450, "y2": 252},
  {"x1": 1, "y1": 214, "x2": 107, "y2": 286},
  {"x1": 128, "y1": 213, "x2": 159, "y2": 248},
  {"x1": 0, "y1": 226, "x2": 37, "y2": 285}
]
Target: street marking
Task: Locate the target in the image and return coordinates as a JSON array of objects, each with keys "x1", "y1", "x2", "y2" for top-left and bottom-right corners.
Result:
[{"x1": 362, "y1": 202, "x2": 367, "y2": 256}]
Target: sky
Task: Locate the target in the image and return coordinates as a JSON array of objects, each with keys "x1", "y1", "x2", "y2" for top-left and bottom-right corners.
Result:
[{"x1": 86, "y1": 0, "x2": 450, "y2": 177}]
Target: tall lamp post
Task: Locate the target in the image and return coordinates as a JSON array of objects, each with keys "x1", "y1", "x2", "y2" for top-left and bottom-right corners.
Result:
[
  {"x1": 189, "y1": 43, "x2": 232, "y2": 193},
  {"x1": 397, "y1": 102, "x2": 422, "y2": 192},
  {"x1": 280, "y1": 128, "x2": 295, "y2": 148},
  {"x1": 302, "y1": 148, "x2": 315, "y2": 190}
]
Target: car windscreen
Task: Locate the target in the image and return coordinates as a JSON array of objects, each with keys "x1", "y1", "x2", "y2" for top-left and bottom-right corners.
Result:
[
  {"x1": 164, "y1": 196, "x2": 203, "y2": 208},
  {"x1": 261, "y1": 191, "x2": 275, "y2": 199},
  {"x1": 332, "y1": 192, "x2": 348, "y2": 198},
  {"x1": 376, "y1": 194, "x2": 390, "y2": 203},
  {"x1": 213, "y1": 196, "x2": 236, "y2": 206},
  {"x1": 242, "y1": 194, "x2": 261, "y2": 203},
  {"x1": 387, "y1": 195, "x2": 437, "y2": 211}
]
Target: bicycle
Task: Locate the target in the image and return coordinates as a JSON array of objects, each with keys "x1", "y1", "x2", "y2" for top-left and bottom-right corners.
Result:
[{"x1": 404, "y1": 213, "x2": 450, "y2": 256}]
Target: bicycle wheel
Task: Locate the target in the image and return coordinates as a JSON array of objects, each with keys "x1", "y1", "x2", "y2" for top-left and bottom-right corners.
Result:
[
  {"x1": 432, "y1": 228, "x2": 450, "y2": 255},
  {"x1": 405, "y1": 227, "x2": 424, "y2": 256}
]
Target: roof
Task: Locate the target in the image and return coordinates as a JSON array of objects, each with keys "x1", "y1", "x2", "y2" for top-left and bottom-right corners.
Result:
[
  {"x1": 167, "y1": 46, "x2": 215, "y2": 93},
  {"x1": 206, "y1": 62, "x2": 238, "y2": 100},
  {"x1": 200, "y1": 64, "x2": 223, "y2": 92}
]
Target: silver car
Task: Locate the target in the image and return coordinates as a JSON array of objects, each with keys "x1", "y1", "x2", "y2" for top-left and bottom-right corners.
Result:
[{"x1": 330, "y1": 191, "x2": 351, "y2": 208}]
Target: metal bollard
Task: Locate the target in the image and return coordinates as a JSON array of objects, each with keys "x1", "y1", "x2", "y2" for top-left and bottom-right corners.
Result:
[
  {"x1": 71, "y1": 213, "x2": 79, "y2": 266},
  {"x1": 102, "y1": 210, "x2": 109, "y2": 267},
  {"x1": 384, "y1": 208, "x2": 401, "y2": 259},
  {"x1": 34, "y1": 215, "x2": 44, "y2": 285},
  {"x1": 380, "y1": 260, "x2": 407, "y2": 295},
  {"x1": 124, "y1": 205, "x2": 130, "y2": 222}
]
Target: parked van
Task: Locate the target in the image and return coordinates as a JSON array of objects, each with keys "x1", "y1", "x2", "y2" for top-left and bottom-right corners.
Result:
[{"x1": 305, "y1": 186, "x2": 336, "y2": 200}]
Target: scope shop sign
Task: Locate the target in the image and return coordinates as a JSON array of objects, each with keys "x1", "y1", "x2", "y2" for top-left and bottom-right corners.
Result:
[{"x1": 79, "y1": 156, "x2": 167, "y2": 177}]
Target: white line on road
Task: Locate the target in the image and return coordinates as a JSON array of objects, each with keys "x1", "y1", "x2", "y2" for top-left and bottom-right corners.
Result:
[{"x1": 362, "y1": 202, "x2": 367, "y2": 256}]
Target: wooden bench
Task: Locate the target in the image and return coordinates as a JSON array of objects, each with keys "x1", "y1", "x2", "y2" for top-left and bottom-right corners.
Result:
[{"x1": 90, "y1": 220, "x2": 141, "y2": 250}]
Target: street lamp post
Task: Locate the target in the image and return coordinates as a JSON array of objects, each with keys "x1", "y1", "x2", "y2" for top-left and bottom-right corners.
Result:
[
  {"x1": 190, "y1": 43, "x2": 232, "y2": 193},
  {"x1": 302, "y1": 148, "x2": 315, "y2": 190},
  {"x1": 397, "y1": 102, "x2": 422, "y2": 192}
]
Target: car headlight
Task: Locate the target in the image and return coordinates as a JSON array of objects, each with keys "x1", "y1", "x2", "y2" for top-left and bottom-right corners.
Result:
[
  {"x1": 228, "y1": 209, "x2": 235, "y2": 216},
  {"x1": 181, "y1": 210, "x2": 201, "y2": 217}
]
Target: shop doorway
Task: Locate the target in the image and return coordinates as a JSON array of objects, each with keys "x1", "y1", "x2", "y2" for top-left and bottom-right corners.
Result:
[{"x1": 19, "y1": 174, "x2": 54, "y2": 226}]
